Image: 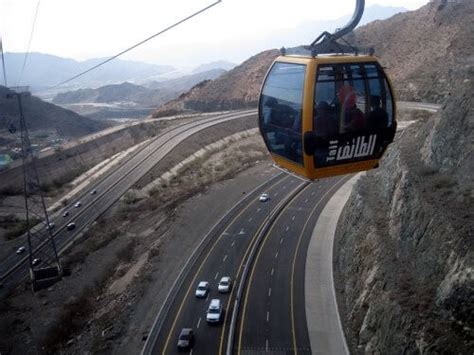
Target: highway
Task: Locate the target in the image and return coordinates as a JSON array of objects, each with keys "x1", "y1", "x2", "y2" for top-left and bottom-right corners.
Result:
[
  {"x1": 143, "y1": 173, "x2": 349, "y2": 354},
  {"x1": 0, "y1": 110, "x2": 257, "y2": 289},
  {"x1": 236, "y1": 176, "x2": 350, "y2": 354}
]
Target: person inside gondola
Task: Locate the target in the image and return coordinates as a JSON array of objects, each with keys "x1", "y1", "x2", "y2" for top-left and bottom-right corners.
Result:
[
  {"x1": 338, "y1": 84, "x2": 366, "y2": 132},
  {"x1": 367, "y1": 95, "x2": 389, "y2": 129}
]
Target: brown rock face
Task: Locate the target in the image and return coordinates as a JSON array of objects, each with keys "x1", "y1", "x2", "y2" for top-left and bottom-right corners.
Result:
[{"x1": 349, "y1": 0, "x2": 474, "y2": 102}]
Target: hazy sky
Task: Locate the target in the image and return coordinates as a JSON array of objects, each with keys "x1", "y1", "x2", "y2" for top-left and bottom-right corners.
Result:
[{"x1": 2, "y1": 0, "x2": 429, "y2": 67}]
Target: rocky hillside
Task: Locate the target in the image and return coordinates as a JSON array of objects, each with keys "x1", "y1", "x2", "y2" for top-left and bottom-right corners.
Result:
[
  {"x1": 152, "y1": 1, "x2": 472, "y2": 115},
  {"x1": 151, "y1": 50, "x2": 279, "y2": 117},
  {"x1": 347, "y1": 0, "x2": 474, "y2": 102},
  {"x1": 334, "y1": 70, "x2": 473, "y2": 352},
  {"x1": 0, "y1": 86, "x2": 108, "y2": 137}
]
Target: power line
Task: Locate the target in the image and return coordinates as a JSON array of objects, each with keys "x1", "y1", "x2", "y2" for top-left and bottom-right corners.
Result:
[
  {"x1": 17, "y1": 0, "x2": 41, "y2": 86},
  {"x1": 48, "y1": 0, "x2": 222, "y2": 90},
  {"x1": 0, "y1": 35, "x2": 7, "y2": 86}
]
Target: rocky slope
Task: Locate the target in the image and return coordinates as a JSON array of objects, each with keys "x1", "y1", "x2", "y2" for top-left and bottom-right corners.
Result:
[
  {"x1": 333, "y1": 71, "x2": 473, "y2": 352},
  {"x1": 347, "y1": 0, "x2": 474, "y2": 102},
  {"x1": 152, "y1": 1, "x2": 472, "y2": 115},
  {"x1": 0, "y1": 86, "x2": 108, "y2": 137}
]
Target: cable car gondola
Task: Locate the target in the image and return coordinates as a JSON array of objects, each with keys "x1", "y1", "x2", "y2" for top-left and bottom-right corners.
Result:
[{"x1": 258, "y1": 0, "x2": 397, "y2": 180}]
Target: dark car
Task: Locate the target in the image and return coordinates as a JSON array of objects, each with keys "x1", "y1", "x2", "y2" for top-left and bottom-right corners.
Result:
[{"x1": 177, "y1": 328, "x2": 193, "y2": 350}]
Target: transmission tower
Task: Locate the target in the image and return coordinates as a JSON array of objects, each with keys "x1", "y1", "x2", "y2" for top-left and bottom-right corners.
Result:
[{"x1": 7, "y1": 87, "x2": 62, "y2": 291}]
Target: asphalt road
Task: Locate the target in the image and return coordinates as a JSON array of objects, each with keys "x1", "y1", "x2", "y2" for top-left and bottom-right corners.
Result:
[
  {"x1": 145, "y1": 174, "x2": 350, "y2": 354},
  {"x1": 236, "y1": 176, "x2": 349, "y2": 354},
  {"x1": 0, "y1": 110, "x2": 257, "y2": 290},
  {"x1": 147, "y1": 174, "x2": 303, "y2": 354}
]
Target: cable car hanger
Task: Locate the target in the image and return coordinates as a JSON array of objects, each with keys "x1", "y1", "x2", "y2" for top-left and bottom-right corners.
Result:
[{"x1": 258, "y1": 0, "x2": 397, "y2": 180}]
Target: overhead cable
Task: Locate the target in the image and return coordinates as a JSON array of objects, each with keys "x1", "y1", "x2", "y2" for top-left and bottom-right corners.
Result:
[
  {"x1": 48, "y1": 0, "x2": 222, "y2": 90},
  {"x1": 18, "y1": 0, "x2": 41, "y2": 86}
]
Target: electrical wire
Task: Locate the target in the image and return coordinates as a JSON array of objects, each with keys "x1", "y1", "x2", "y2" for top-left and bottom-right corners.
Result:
[
  {"x1": 0, "y1": 35, "x2": 7, "y2": 86},
  {"x1": 17, "y1": 0, "x2": 41, "y2": 86},
  {"x1": 48, "y1": 0, "x2": 222, "y2": 90}
]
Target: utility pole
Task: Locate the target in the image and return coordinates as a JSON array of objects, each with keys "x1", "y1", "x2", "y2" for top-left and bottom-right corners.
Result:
[{"x1": 7, "y1": 87, "x2": 62, "y2": 291}]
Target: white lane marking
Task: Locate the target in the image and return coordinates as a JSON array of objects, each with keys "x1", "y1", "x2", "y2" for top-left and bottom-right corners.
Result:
[
  {"x1": 206, "y1": 293, "x2": 210, "y2": 301},
  {"x1": 275, "y1": 252, "x2": 279, "y2": 259},
  {"x1": 271, "y1": 268, "x2": 274, "y2": 276},
  {"x1": 268, "y1": 288, "x2": 272, "y2": 297},
  {"x1": 248, "y1": 217, "x2": 253, "y2": 222},
  {"x1": 298, "y1": 207, "x2": 302, "y2": 211},
  {"x1": 190, "y1": 349, "x2": 193, "y2": 355},
  {"x1": 280, "y1": 238, "x2": 284, "y2": 245},
  {"x1": 266, "y1": 339, "x2": 269, "y2": 351},
  {"x1": 257, "y1": 208, "x2": 261, "y2": 213},
  {"x1": 231, "y1": 240, "x2": 235, "y2": 247},
  {"x1": 215, "y1": 272, "x2": 219, "y2": 280},
  {"x1": 285, "y1": 226, "x2": 289, "y2": 232},
  {"x1": 223, "y1": 255, "x2": 228, "y2": 262},
  {"x1": 197, "y1": 317, "x2": 201, "y2": 329},
  {"x1": 292, "y1": 215, "x2": 295, "y2": 221},
  {"x1": 311, "y1": 191, "x2": 315, "y2": 196},
  {"x1": 274, "y1": 192, "x2": 279, "y2": 196},
  {"x1": 304, "y1": 198, "x2": 308, "y2": 203},
  {"x1": 266, "y1": 311, "x2": 270, "y2": 322}
]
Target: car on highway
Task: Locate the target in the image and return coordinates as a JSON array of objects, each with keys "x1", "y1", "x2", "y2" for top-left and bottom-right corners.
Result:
[
  {"x1": 90, "y1": 189, "x2": 97, "y2": 195},
  {"x1": 206, "y1": 299, "x2": 222, "y2": 323},
  {"x1": 62, "y1": 211, "x2": 69, "y2": 217},
  {"x1": 177, "y1": 328, "x2": 193, "y2": 350},
  {"x1": 32, "y1": 258, "x2": 41, "y2": 266},
  {"x1": 66, "y1": 222, "x2": 76, "y2": 230},
  {"x1": 195, "y1": 281, "x2": 209, "y2": 298},
  {"x1": 259, "y1": 193, "x2": 270, "y2": 202},
  {"x1": 74, "y1": 201, "x2": 82, "y2": 208},
  {"x1": 45, "y1": 221, "x2": 55, "y2": 230},
  {"x1": 16, "y1": 246, "x2": 26, "y2": 254},
  {"x1": 218, "y1": 276, "x2": 231, "y2": 293}
]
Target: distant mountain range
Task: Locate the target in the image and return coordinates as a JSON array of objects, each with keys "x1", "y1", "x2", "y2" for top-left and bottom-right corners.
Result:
[
  {"x1": 51, "y1": 68, "x2": 228, "y2": 119},
  {"x1": 2, "y1": 53, "x2": 175, "y2": 92}
]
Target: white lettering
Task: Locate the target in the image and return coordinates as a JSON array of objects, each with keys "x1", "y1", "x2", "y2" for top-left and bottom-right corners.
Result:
[{"x1": 327, "y1": 135, "x2": 377, "y2": 162}]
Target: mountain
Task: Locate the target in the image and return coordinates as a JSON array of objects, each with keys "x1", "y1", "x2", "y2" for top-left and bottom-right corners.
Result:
[
  {"x1": 192, "y1": 61, "x2": 236, "y2": 74},
  {"x1": 52, "y1": 82, "x2": 176, "y2": 106},
  {"x1": 3, "y1": 52, "x2": 175, "y2": 91},
  {"x1": 152, "y1": 1, "x2": 472, "y2": 115},
  {"x1": 346, "y1": 1, "x2": 474, "y2": 102},
  {"x1": 0, "y1": 86, "x2": 108, "y2": 137},
  {"x1": 152, "y1": 50, "x2": 278, "y2": 117},
  {"x1": 146, "y1": 68, "x2": 227, "y2": 93}
]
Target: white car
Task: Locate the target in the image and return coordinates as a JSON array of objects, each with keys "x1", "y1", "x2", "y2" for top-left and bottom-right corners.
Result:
[
  {"x1": 45, "y1": 221, "x2": 55, "y2": 230},
  {"x1": 206, "y1": 299, "x2": 222, "y2": 323},
  {"x1": 259, "y1": 193, "x2": 270, "y2": 202},
  {"x1": 32, "y1": 258, "x2": 41, "y2": 266},
  {"x1": 90, "y1": 189, "x2": 97, "y2": 195},
  {"x1": 66, "y1": 222, "x2": 76, "y2": 231},
  {"x1": 16, "y1": 246, "x2": 26, "y2": 254},
  {"x1": 195, "y1": 281, "x2": 209, "y2": 298},
  {"x1": 62, "y1": 211, "x2": 69, "y2": 217},
  {"x1": 218, "y1": 277, "x2": 231, "y2": 293},
  {"x1": 74, "y1": 201, "x2": 82, "y2": 208}
]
